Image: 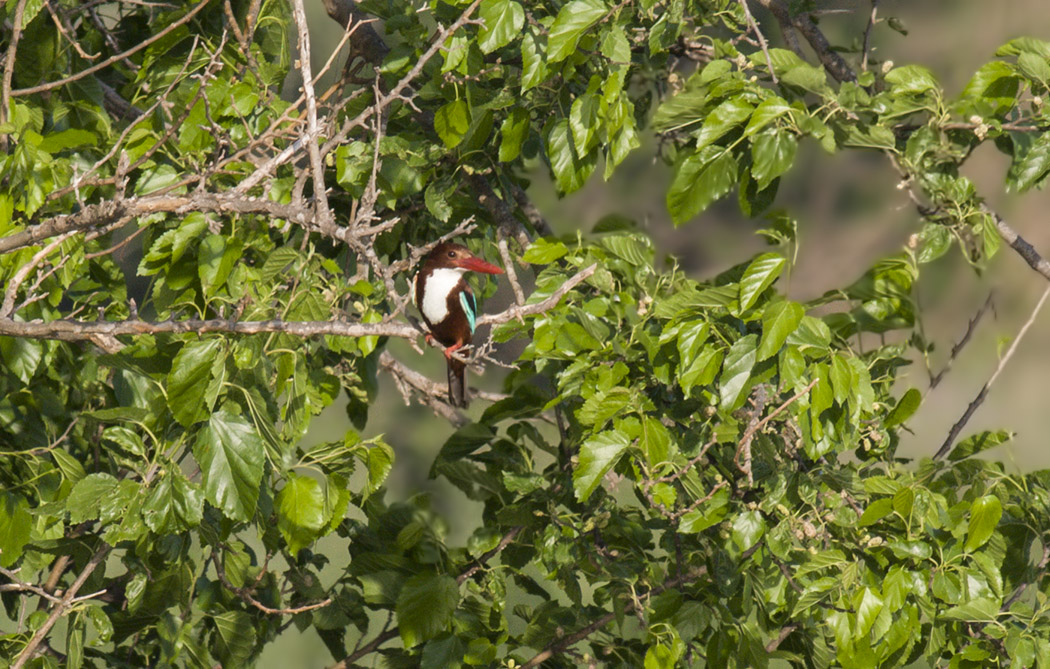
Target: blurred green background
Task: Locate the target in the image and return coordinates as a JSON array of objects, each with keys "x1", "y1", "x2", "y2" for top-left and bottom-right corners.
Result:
[{"x1": 262, "y1": 1, "x2": 1050, "y2": 663}]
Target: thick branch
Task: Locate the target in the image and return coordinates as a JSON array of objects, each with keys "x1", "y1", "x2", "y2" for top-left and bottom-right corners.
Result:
[
  {"x1": 753, "y1": 0, "x2": 856, "y2": 83},
  {"x1": 987, "y1": 207, "x2": 1050, "y2": 283},
  {"x1": 0, "y1": 193, "x2": 344, "y2": 256},
  {"x1": 0, "y1": 317, "x2": 419, "y2": 342}
]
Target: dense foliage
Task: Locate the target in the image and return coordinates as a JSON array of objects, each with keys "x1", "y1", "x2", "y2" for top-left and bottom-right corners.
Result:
[{"x1": 3, "y1": 0, "x2": 1050, "y2": 666}]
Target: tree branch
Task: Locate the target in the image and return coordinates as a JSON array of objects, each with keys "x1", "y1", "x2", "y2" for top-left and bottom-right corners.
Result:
[
  {"x1": 12, "y1": 544, "x2": 111, "y2": 669},
  {"x1": 754, "y1": 0, "x2": 856, "y2": 83},
  {"x1": 10, "y1": 0, "x2": 214, "y2": 97},
  {"x1": 934, "y1": 284, "x2": 1050, "y2": 460}
]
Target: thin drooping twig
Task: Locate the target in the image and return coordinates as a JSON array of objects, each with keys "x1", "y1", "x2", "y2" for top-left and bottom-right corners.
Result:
[
  {"x1": 10, "y1": 0, "x2": 214, "y2": 97},
  {"x1": 12, "y1": 544, "x2": 112, "y2": 669},
  {"x1": 740, "y1": 0, "x2": 778, "y2": 84},
  {"x1": 0, "y1": 232, "x2": 75, "y2": 317},
  {"x1": 290, "y1": 0, "x2": 332, "y2": 228},
  {"x1": 934, "y1": 284, "x2": 1050, "y2": 460},
  {"x1": 860, "y1": 0, "x2": 880, "y2": 72},
  {"x1": 521, "y1": 567, "x2": 709, "y2": 668},
  {"x1": 212, "y1": 552, "x2": 332, "y2": 615},
  {"x1": 929, "y1": 292, "x2": 995, "y2": 390},
  {"x1": 329, "y1": 524, "x2": 524, "y2": 669}
]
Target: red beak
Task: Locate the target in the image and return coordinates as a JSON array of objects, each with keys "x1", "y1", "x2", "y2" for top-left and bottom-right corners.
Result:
[{"x1": 458, "y1": 255, "x2": 504, "y2": 275}]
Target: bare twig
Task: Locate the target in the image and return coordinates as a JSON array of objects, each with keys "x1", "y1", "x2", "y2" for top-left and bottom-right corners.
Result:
[
  {"x1": 212, "y1": 552, "x2": 332, "y2": 615},
  {"x1": 860, "y1": 0, "x2": 880, "y2": 72},
  {"x1": 929, "y1": 292, "x2": 995, "y2": 390},
  {"x1": 521, "y1": 567, "x2": 709, "y2": 668},
  {"x1": 740, "y1": 0, "x2": 778, "y2": 84},
  {"x1": 934, "y1": 284, "x2": 1050, "y2": 460},
  {"x1": 477, "y1": 264, "x2": 596, "y2": 326},
  {"x1": 290, "y1": 0, "x2": 332, "y2": 228},
  {"x1": 0, "y1": 0, "x2": 30, "y2": 153},
  {"x1": 12, "y1": 544, "x2": 111, "y2": 669},
  {"x1": 1, "y1": 232, "x2": 76, "y2": 318}
]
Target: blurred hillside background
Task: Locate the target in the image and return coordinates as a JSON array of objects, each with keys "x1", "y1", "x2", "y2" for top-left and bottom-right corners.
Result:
[{"x1": 264, "y1": 1, "x2": 1050, "y2": 663}]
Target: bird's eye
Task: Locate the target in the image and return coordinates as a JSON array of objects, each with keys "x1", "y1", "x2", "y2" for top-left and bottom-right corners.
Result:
[{"x1": 447, "y1": 250, "x2": 456, "y2": 258}]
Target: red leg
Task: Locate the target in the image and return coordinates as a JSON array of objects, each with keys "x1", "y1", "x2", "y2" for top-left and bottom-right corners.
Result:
[{"x1": 442, "y1": 341, "x2": 465, "y2": 360}]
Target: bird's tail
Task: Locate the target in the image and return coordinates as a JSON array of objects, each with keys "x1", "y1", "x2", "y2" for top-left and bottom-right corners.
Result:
[{"x1": 447, "y1": 357, "x2": 467, "y2": 408}]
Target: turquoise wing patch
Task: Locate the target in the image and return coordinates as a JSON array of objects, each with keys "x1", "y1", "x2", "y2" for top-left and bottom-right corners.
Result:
[{"x1": 459, "y1": 291, "x2": 477, "y2": 333}]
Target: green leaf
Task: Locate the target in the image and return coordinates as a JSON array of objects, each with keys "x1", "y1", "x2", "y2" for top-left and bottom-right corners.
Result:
[
  {"x1": 547, "y1": 0, "x2": 607, "y2": 63},
  {"x1": 397, "y1": 573, "x2": 460, "y2": 647},
  {"x1": 277, "y1": 472, "x2": 326, "y2": 555},
  {"x1": 193, "y1": 410, "x2": 264, "y2": 522},
  {"x1": 0, "y1": 335, "x2": 43, "y2": 383},
  {"x1": 884, "y1": 65, "x2": 940, "y2": 94},
  {"x1": 435, "y1": 99, "x2": 471, "y2": 148},
  {"x1": 757, "y1": 300, "x2": 803, "y2": 361},
  {"x1": 198, "y1": 234, "x2": 243, "y2": 297},
  {"x1": 547, "y1": 118, "x2": 595, "y2": 194},
  {"x1": 1007, "y1": 132, "x2": 1050, "y2": 193},
  {"x1": 751, "y1": 130, "x2": 797, "y2": 190},
  {"x1": 858, "y1": 498, "x2": 894, "y2": 527},
  {"x1": 738, "y1": 253, "x2": 785, "y2": 312},
  {"x1": 1017, "y1": 52, "x2": 1050, "y2": 84},
  {"x1": 786, "y1": 316, "x2": 832, "y2": 350},
  {"x1": 521, "y1": 28, "x2": 546, "y2": 91},
  {"x1": 640, "y1": 416, "x2": 674, "y2": 466},
  {"x1": 949, "y1": 430, "x2": 1013, "y2": 462},
  {"x1": 66, "y1": 473, "x2": 119, "y2": 524},
  {"x1": 744, "y1": 97, "x2": 792, "y2": 136},
  {"x1": 142, "y1": 470, "x2": 204, "y2": 533},
  {"x1": 499, "y1": 108, "x2": 530, "y2": 162},
  {"x1": 965, "y1": 495, "x2": 1002, "y2": 552},
  {"x1": 573, "y1": 429, "x2": 631, "y2": 501},
  {"x1": 855, "y1": 587, "x2": 883, "y2": 638},
  {"x1": 478, "y1": 0, "x2": 524, "y2": 53},
  {"x1": 884, "y1": 388, "x2": 921, "y2": 428},
  {"x1": 719, "y1": 334, "x2": 758, "y2": 411},
  {"x1": 213, "y1": 611, "x2": 257, "y2": 665},
  {"x1": 522, "y1": 238, "x2": 568, "y2": 264},
  {"x1": 961, "y1": 61, "x2": 1019, "y2": 108},
  {"x1": 667, "y1": 147, "x2": 738, "y2": 225},
  {"x1": 38, "y1": 128, "x2": 97, "y2": 153},
  {"x1": 0, "y1": 493, "x2": 32, "y2": 567},
  {"x1": 941, "y1": 597, "x2": 1000, "y2": 622},
  {"x1": 167, "y1": 339, "x2": 224, "y2": 427},
  {"x1": 52, "y1": 448, "x2": 87, "y2": 484},
  {"x1": 696, "y1": 98, "x2": 754, "y2": 150},
  {"x1": 731, "y1": 509, "x2": 766, "y2": 550}
]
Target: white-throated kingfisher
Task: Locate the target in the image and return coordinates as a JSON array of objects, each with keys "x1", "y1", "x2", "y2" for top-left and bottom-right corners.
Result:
[{"x1": 413, "y1": 242, "x2": 504, "y2": 407}]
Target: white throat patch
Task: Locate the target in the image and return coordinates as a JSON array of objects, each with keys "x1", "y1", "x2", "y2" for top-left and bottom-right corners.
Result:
[{"x1": 420, "y1": 267, "x2": 466, "y2": 325}]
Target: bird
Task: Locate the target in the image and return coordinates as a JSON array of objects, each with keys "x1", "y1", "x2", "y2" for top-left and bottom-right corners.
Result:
[{"x1": 413, "y1": 241, "x2": 504, "y2": 407}]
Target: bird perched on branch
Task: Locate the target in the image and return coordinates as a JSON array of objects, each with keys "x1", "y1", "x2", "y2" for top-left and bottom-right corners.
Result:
[{"x1": 413, "y1": 242, "x2": 504, "y2": 407}]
